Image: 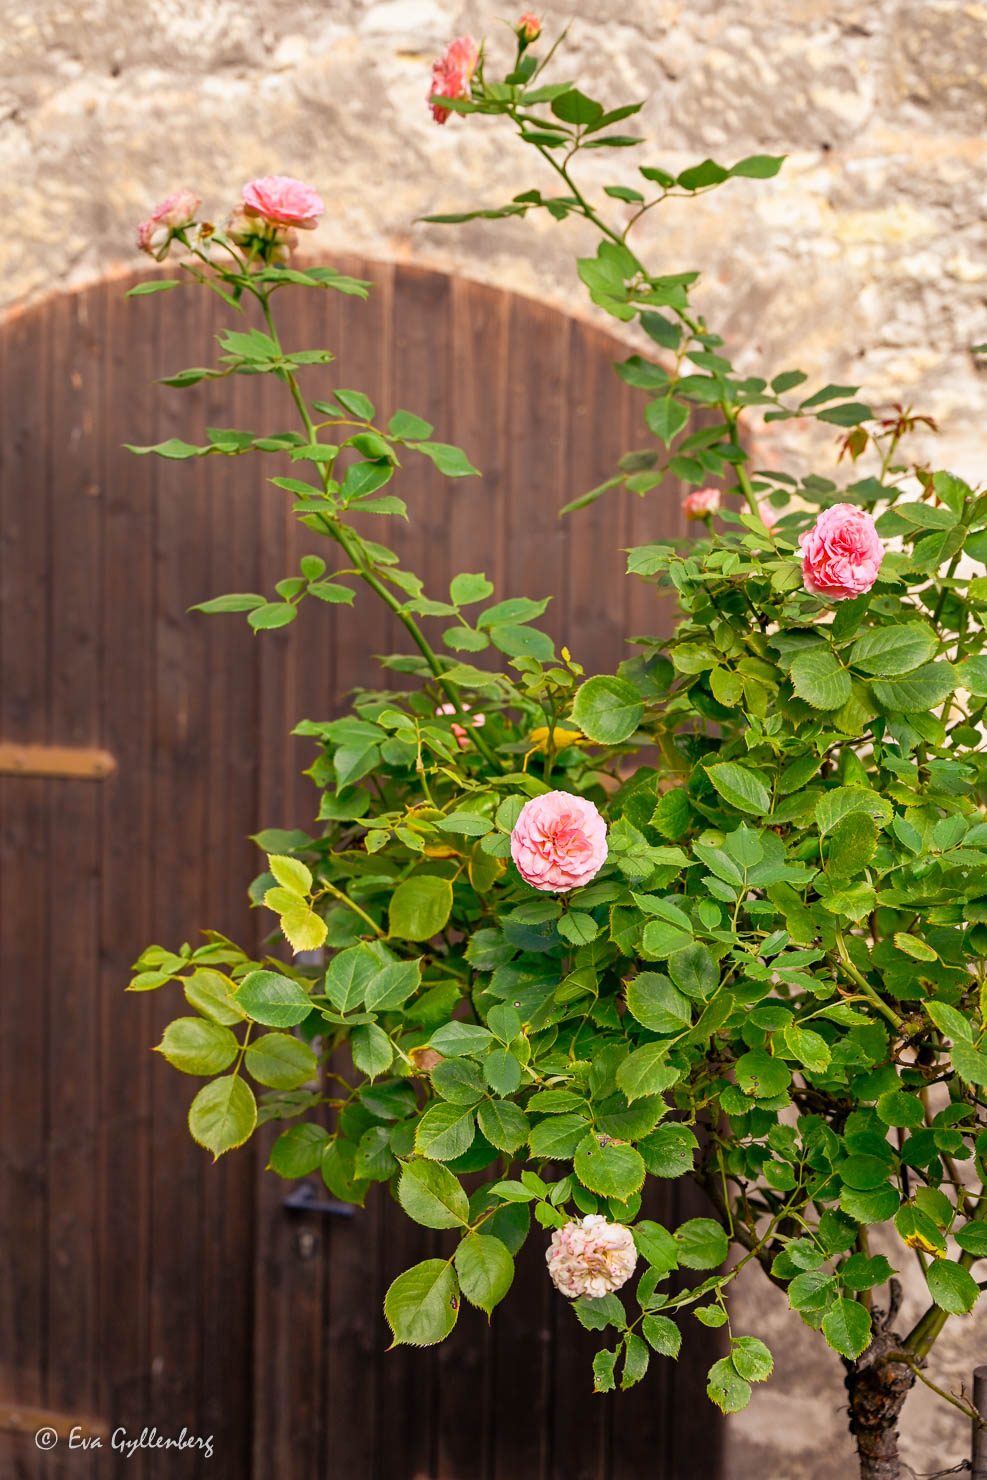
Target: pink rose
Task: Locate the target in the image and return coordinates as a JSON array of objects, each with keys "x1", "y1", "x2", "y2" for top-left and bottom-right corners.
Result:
[
  {"x1": 510, "y1": 789, "x2": 607, "y2": 893},
  {"x1": 517, "y1": 13, "x2": 542, "y2": 42},
  {"x1": 428, "y1": 36, "x2": 479, "y2": 124},
  {"x1": 136, "y1": 189, "x2": 200, "y2": 261},
  {"x1": 546, "y1": 1215, "x2": 637, "y2": 1299},
  {"x1": 799, "y1": 503, "x2": 884, "y2": 601},
  {"x1": 435, "y1": 702, "x2": 486, "y2": 750},
  {"x1": 242, "y1": 176, "x2": 324, "y2": 230},
  {"x1": 683, "y1": 487, "x2": 721, "y2": 520}
]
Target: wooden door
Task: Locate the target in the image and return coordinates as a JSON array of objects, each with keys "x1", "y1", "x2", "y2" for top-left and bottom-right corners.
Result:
[{"x1": 0, "y1": 261, "x2": 720, "y2": 1480}]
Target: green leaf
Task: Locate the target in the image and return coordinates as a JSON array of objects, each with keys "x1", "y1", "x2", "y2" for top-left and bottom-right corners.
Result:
[
  {"x1": 244, "y1": 1032, "x2": 318, "y2": 1089},
  {"x1": 956, "y1": 655, "x2": 987, "y2": 696},
  {"x1": 676, "y1": 1218, "x2": 728, "y2": 1270},
  {"x1": 247, "y1": 602, "x2": 297, "y2": 631},
  {"x1": 593, "y1": 1349, "x2": 618, "y2": 1393},
  {"x1": 428, "y1": 1022, "x2": 493, "y2": 1056},
  {"x1": 790, "y1": 650, "x2": 851, "y2": 711},
  {"x1": 645, "y1": 396, "x2": 689, "y2": 447},
  {"x1": 156, "y1": 1017, "x2": 238, "y2": 1075},
  {"x1": 707, "y1": 763, "x2": 770, "y2": 815},
  {"x1": 571, "y1": 675, "x2": 644, "y2": 744},
  {"x1": 364, "y1": 958, "x2": 422, "y2": 1012},
  {"x1": 190, "y1": 592, "x2": 266, "y2": 614},
  {"x1": 398, "y1": 1159, "x2": 470, "y2": 1229},
  {"x1": 730, "y1": 154, "x2": 786, "y2": 179},
  {"x1": 477, "y1": 1100, "x2": 529, "y2": 1154},
  {"x1": 484, "y1": 1047, "x2": 523, "y2": 1097},
  {"x1": 850, "y1": 623, "x2": 937, "y2": 677},
  {"x1": 573, "y1": 1134, "x2": 646, "y2": 1199},
  {"x1": 782, "y1": 1024, "x2": 831, "y2": 1074},
  {"x1": 188, "y1": 1074, "x2": 256, "y2": 1159},
  {"x1": 388, "y1": 408, "x2": 434, "y2": 440},
  {"x1": 952, "y1": 1042, "x2": 987, "y2": 1090},
  {"x1": 323, "y1": 945, "x2": 378, "y2": 1012},
  {"x1": 625, "y1": 972, "x2": 691, "y2": 1032},
  {"x1": 616, "y1": 1041, "x2": 681, "y2": 1103},
  {"x1": 449, "y1": 572, "x2": 495, "y2": 606},
  {"x1": 821, "y1": 1298, "x2": 871, "y2": 1359},
  {"x1": 955, "y1": 1222, "x2": 987, "y2": 1258},
  {"x1": 871, "y1": 663, "x2": 956, "y2": 714},
  {"x1": 551, "y1": 88, "x2": 604, "y2": 125},
  {"x1": 815, "y1": 787, "x2": 893, "y2": 836},
  {"x1": 621, "y1": 1331, "x2": 651, "y2": 1389},
  {"x1": 384, "y1": 1259, "x2": 460, "y2": 1347},
  {"x1": 642, "y1": 1314, "x2": 681, "y2": 1356},
  {"x1": 351, "y1": 1023, "x2": 393, "y2": 1079},
  {"x1": 268, "y1": 854, "x2": 312, "y2": 896},
  {"x1": 389, "y1": 875, "x2": 454, "y2": 941},
  {"x1": 827, "y1": 812, "x2": 877, "y2": 879},
  {"x1": 668, "y1": 944, "x2": 718, "y2": 999},
  {"x1": 267, "y1": 1123, "x2": 330, "y2": 1177},
  {"x1": 706, "y1": 1357, "x2": 751, "y2": 1414},
  {"x1": 454, "y1": 1233, "x2": 514, "y2": 1314},
  {"x1": 416, "y1": 1102, "x2": 476, "y2": 1162},
  {"x1": 926, "y1": 1259, "x2": 979, "y2": 1315},
  {"x1": 557, "y1": 911, "x2": 598, "y2": 946},
  {"x1": 183, "y1": 969, "x2": 244, "y2": 1025},
  {"x1": 233, "y1": 970, "x2": 312, "y2": 1027},
  {"x1": 734, "y1": 1050, "x2": 792, "y2": 1100},
  {"x1": 731, "y1": 1336, "x2": 774, "y2": 1382},
  {"x1": 528, "y1": 1113, "x2": 590, "y2": 1160},
  {"x1": 815, "y1": 402, "x2": 873, "y2": 427},
  {"x1": 125, "y1": 437, "x2": 203, "y2": 460},
  {"x1": 677, "y1": 159, "x2": 730, "y2": 190},
  {"x1": 127, "y1": 278, "x2": 183, "y2": 296},
  {"x1": 638, "y1": 1123, "x2": 698, "y2": 1178},
  {"x1": 893, "y1": 933, "x2": 937, "y2": 963},
  {"x1": 415, "y1": 441, "x2": 480, "y2": 478}
]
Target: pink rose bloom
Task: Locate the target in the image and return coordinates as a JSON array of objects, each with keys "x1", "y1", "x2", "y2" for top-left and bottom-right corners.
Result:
[
  {"x1": 758, "y1": 500, "x2": 778, "y2": 530},
  {"x1": 242, "y1": 176, "x2": 324, "y2": 230},
  {"x1": 435, "y1": 702, "x2": 486, "y2": 750},
  {"x1": 136, "y1": 188, "x2": 200, "y2": 261},
  {"x1": 517, "y1": 13, "x2": 542, "y2": 41},
  {"x1": 799, "y1": 503, "x2": 884, "y2": 601},
  {"x1": 510, "y1": 789, "x2": 607, "y2": 893},
  {"x1": 683, "y1": 486, "x2": 721, "y2": 520},
  {"x1": 546, "y1": 1215, "x2": 637, "y2": 1299},
  {"x1": 428, "y1": 36, "x2": 479, "y2": 124}
]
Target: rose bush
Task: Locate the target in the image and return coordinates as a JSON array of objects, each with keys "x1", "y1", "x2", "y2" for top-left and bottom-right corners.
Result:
[{"x1": 127, "y1": 24, "x2": 987, "y2": 1479}]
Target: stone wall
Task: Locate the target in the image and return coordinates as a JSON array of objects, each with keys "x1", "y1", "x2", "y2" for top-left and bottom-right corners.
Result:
[{"x1": 4, "y1": 1, "x2": 986, "y2": 1474}]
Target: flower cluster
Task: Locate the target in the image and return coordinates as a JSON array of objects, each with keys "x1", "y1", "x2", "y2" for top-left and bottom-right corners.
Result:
[
  {"x1": 546, "y1": 1216, "x2": 638, "y2": 1299},
  {"x1": 137, "y1": 176, "x2": 324, "y2": 266}
]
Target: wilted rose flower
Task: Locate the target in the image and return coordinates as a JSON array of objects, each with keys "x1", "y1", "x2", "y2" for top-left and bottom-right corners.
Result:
[
  {"x1": 428, "y1": 36, "x2": 479, "y2": 124},
  {"x1": 242, "y1": 175, "x2": 324, "y2": 230},
  {"x1": 517, "y1": 13, "x2": 541, "y2": 42},
  {"x1": 510, "y1": 790, "x2": 607, "y2": 892},
  {"x1": 546, "y1": 1215, "x2": 637, "y2": 1299},
  {"x1": 683, "y1": 486, "x2": 721, "y2": 520},
  {"x1": 136, "y1": 189, "x2": 200, "y2": 261},
  {"x1": 435, "y1": 702, "x2": 486, "y2": 750},
  {"x1": 799, "y1": 503, "x2": 883, "y2": 601}
]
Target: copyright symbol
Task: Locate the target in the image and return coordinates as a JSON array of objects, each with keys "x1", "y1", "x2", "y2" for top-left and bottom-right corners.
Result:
[{"x1": 35, "y1": 1427, "x2": 58, "y2": 1450}]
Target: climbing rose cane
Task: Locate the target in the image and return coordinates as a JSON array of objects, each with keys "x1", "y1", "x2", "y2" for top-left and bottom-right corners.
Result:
[
  {"x1": 546, "y1": 1216, "x2": 638, "y2": 1299},
  {"x1": 799, "y1": 502, "x2": 884, "y2": 601},
  {"x1": 510, "y1": 790, "x2": 607, "y2": 892},
  {"x1": 428, "y1": 36, "x2": 479, "y2": 123},
  {"x1": 136, "y1": 189, "x2": 200, "y2": 261},
  {"x1": 682, "y1": 486, "x2": 721, "y2": 519}
]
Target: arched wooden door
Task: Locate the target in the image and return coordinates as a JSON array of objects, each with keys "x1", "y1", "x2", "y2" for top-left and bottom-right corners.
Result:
[{"x1": 0, "y1": 261, "x2": 719, "y2": 1480}]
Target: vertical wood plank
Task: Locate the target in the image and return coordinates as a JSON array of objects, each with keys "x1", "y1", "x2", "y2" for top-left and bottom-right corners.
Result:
[
  {"x1": 98, "y1": 277, "x2": 157, "y2": 1480},
  {"x1": 503, "y1": 294, "x2": 570, "y2": 643},
  {"x1": 0, "y1": 302, "x2": 50, "y2": 1480},
  {"x1": 44, "y1": 286, "x2": 105, "y2": 1480},
  {"x1": 143, "y1": 277, "x2": 213, "y2": 1477}
]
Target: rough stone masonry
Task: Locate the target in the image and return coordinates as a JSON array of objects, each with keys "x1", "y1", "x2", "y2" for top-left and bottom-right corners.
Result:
[{"x1": 2, "y1": 2, "x2": 986, "y2": 1475}]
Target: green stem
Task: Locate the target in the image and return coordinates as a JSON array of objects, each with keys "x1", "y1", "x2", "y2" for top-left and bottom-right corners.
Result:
[
  {"x1": 834, "y1": 932, "x2": 904, "y2": 1031},
  {"x1": 315, "y1": 880, "x2": 384, "y2": 938},
  {"x1": 258, "y1": 291, "x2": 505, "y2": 773}
]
